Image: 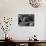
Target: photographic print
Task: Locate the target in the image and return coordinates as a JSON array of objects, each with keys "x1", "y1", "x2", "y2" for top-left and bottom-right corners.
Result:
[{"x1": 18, "y1": 14, "x2": 34, "y2": 26}]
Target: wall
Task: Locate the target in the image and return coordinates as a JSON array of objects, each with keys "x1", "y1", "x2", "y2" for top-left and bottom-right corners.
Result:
[{"x1": 0, "y1": 0, "x2": 46, "y2": 40}]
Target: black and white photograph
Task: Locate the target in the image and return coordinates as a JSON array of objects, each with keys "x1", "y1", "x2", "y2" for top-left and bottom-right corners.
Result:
[{"x1": 18, "y1": 14, "x2": 34, "y2": 26}]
